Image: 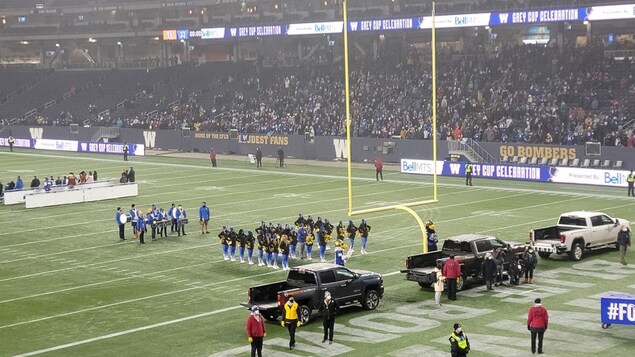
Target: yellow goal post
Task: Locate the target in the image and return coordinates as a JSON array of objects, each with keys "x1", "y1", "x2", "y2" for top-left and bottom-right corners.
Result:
[{"x1": 342, "y1": 0, "x2": 439, "y2": 253}]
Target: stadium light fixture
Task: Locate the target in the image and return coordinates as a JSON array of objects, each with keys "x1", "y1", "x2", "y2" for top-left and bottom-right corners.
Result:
[
  {"x1": 21, "y1": 40, "x2": 29, "y2": 45},
  {"x1": 88, "y1": 37, "x2": 97, "y2": 43},
  {"x1": 583, "y1": 20, "x2": 589, "y2": 25},
  {"x1": 117, "y1": 41, "x2": 122, "y2": 46},
  {"x1": 55, "y1": 43, "x2": 60, "y2": 47}
]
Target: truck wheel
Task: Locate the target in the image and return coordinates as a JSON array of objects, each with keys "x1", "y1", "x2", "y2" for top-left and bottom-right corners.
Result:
[
  {"x1": 456, "y1": 274, "x2": 467, "y2": 291},
  {"x1": 298, "y1": 305, "x2": 311, "y2": 325},
  {"x1": 569, "y1": 242, "x2": 584, "y2": 261},
  {"x1": 418, "y1": 282, "x2": 432, "y2": 289},
  {"x1": 362, "y1": 290, "x2": 380, "y2": 310},
  {"x1": 538, "y1": 252, "x2": 552, "y2": 259}
]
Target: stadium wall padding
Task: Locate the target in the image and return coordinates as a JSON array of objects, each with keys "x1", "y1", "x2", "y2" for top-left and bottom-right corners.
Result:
[{"x1": 5, "y1": 126, "x2": 635, "y2": 169}]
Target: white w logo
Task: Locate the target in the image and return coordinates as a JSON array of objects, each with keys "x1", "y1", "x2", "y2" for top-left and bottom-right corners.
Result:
[
  {"x1": 29, "y1": 127, "x2": 43, "y2": 139},
  {"x1": 333, "y1": 138, "x2": 348, "y2": 159},
  {"x1": 350, "y1": 22, "x2": 358, "y2": 31},
  {"x1": 449, "y1": 163, "x2": 461, "y2": 175},
  {"x1": 143, "y1": 131, "x2": 156, "y2": 148}
]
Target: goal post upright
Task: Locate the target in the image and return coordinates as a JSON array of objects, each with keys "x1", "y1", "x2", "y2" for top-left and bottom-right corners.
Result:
[{"x1": 343, "y1": 1, "x2": 439, "y2": 253}]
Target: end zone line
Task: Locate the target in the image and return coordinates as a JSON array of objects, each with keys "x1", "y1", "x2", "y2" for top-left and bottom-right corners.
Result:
[{"x1": 12, "y1": 306, "x2": 243, "y2": 357}]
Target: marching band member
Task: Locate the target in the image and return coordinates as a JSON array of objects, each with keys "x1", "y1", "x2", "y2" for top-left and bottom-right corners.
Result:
[
  {"x1": 245, "y1": 231, "x2": 255, "y2": 265},
  {"x1": 318, "y1": 226, "x2": 327, "y2": 262},
  {"x1": 425, "y1": 220, "x2": 439, "y2": 252},
  {"x1": 115, "y1": 207, "x2": 126, "y2": 241},
  {"x1": 199, "y1": 202, "x2": 210, "y2": 234},
  {"x1": 219, "y1": 226, "x2": 229, "y2": 261},
  {"x1": 270, "y1": 235, "x2": 280, "y2": 269},
  {"x1": 147, "y1": 208, "x2": 157, "y2": 240},
  {"x1": 168, "y1": 203, "x2": 177, "y2": 233},
  {"x1": 136, "y1": 212, "x2": 147, "y2": 244},
  {"x1": 257, "y1": 231, "x2": 266, "y2": 266},
  {"x1": 129, "y1": 204, "x2": 139, "y2": 235},
  {"x1": 238, "y1": 229, "x2": 247, "y2": 263},
  {"x1": 158, "y1": 208, "x2": 168, "y2": 238},
  {"x1": 306, "y1": 228, "x2": 314, "y2": 261},
  {"x1": 346, "y1": 220, "x2": 358, "y2": 253},
  {"x1": 228, "y1": 228, "x2": 237, "y2": 262},
  {"x1": 176, "y1": 205, "x2": 187, "y2": 236},
  {"x1": 358, "y1": 219, "x2": 372, "y2": 255},
  {"x1": 280, "y1": 235, "x2": 290, "y2": 270}
]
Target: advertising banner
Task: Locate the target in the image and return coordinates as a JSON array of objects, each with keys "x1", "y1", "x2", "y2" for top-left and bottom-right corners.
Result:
[
  {"x1": 587, "y1": 4, "x2": 635, "y2": 21},
  {"x1": 0, "y1": 137, "x2": 32, "y2": 148},
  {"x1": 547, "y1": 166, "x2": 630, "y2": 187},
  {"x1": 33, "y1": 139, "x2": 78, "y2": 152},
  {"x1": 601, "y1": 292, "x2": 635, "y2": 326},
  {"x1": 401, "y1": 159, "x2": 551, "y2": 183},
  {"x1": 228, "y1": 25, "x2": 284, "y2": 37},
  {"x1": 201, "y1": 27, "x2": 226, "y2": 39},
  {"x1": 287, "y1": 21, "x2": 343, "y2": 35},
  {"x1": 491, "y1": 8, "x2": 585, "y2": 25},
  {"x1": 78, "y1": 142, "x2": 145, "y2": 156}
]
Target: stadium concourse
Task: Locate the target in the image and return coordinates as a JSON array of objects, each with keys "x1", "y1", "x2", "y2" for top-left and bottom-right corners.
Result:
[{"x1": 2, "y1": 42, "x2": 635, "y2": 147}]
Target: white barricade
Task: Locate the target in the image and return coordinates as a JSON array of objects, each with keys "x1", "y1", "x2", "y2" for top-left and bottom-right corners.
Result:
[
  {"x1": 24, "y1": 183, "x2": 138, "y2": 209},
  {"x1": 4, "y1": 181, "x2": 113, "y2": 205}
]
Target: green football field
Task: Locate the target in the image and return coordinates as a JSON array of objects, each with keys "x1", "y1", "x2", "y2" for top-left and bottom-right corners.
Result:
[{"x1": 1, "y1": 149, "x2": 635, "y2": 357}]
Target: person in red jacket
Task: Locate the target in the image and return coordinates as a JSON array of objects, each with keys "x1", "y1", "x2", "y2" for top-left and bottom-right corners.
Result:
[
  {"x1": 246, "y1": 306, "x2": 266, "y2": 357},
  {"x1": 442, "y1": 255, "x2": 462, "y2": 301},
  {"x1": 527, "y1": 298, "x2": 549, "y2": 354},
  {"x1": 210, "y1": 148, "x2": 218, "y2": 167},
  {"x1": 374, "y1": 158, "x2": 383, "y2": 181}
]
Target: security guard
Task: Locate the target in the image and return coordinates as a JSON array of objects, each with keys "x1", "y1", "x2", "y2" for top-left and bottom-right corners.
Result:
[
  {"x1": 627, "y1": 170, "x2": 634, "y2": 197},
  {"x1": 8, "y1": 135, "x2": 15, "y2": 152},
  {"x1": 465, "y1": 163, "x2": 473, "y2": 186},
  {"x1": 282, "y1": 296, "x2": 299, "y2": 350},
  {"x1": 122, "y1": 143, "x2": 129, "y2": 161},
  {"x1": 449, "y1": 323, "x2": 470, "y2": 357}
]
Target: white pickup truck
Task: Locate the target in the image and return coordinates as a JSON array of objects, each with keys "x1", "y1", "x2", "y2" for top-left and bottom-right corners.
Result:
[{"x1": 530, "y1": 211, "x2": 630, "y2": 261}]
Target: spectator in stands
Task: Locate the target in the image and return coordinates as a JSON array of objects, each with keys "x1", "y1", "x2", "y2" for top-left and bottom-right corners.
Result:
[
  {"x1": 6, "y1": 180, "x2": 15, "y2": 191},
  {"x1": 15, "y1": 176, "x2": 23, "y2": 190},
  {"x1": 86, "y1": 171, "x2": 94, "y2": 183},
  {"x1": 93, "y1": 171, "x2": 98, "y2": 181},
  {"x1": 67, "y1": 172, "x2": 77, "y2": 187},
  {"x1": 30, "y1": 176, "x2": 40, "y2": 188}
]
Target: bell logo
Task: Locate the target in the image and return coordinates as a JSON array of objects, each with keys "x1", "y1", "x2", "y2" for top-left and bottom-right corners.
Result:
[
  {"x1": 143, "y1": 131, "x2": 156, "y2": 148},
  {"x1": 333, "y1": 139, "x2": 348, "y2": 159},
  {"x1": 29, "y1": 127, "x2": 43, "y2": 139}
]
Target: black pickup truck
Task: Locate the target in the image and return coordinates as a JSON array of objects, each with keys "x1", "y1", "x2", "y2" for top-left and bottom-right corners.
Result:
[
  {"x1": 400, "y1": 234, "x2": 525, "y2": 290},
  {"x1": 241, "y1": 263, "x2": 384, "y2": 324}
]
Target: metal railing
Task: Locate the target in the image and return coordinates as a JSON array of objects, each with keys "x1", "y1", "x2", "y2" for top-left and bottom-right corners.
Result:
[
  {"x1": 90, "y1": 126, "x2": 120, "y2": 143},
  {"x1": 447, "y1": 138, "x2": 496, "y2": 163}
]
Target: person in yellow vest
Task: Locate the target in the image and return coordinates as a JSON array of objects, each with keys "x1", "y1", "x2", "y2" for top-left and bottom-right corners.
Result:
[
  {"x1": 7, "y1": 135, "x2": 15, "y2": 152},
  {"x1": 281, "y1": 296, "x2": 300, "y2": 350},
  {"x1": 628, "y1": 170, "x2": 634, "y2": 197},
  {"x1": 465, "y1": 163, "x2": 473, "y2": 186},
  {"x1": 449, "y1": 322, "x2": 470, "y2": 357}
]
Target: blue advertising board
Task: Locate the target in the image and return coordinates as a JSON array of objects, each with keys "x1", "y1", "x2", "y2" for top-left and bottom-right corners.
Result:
[{"x1": 601, "y1": 292, "x2": 635, "y2": 326}]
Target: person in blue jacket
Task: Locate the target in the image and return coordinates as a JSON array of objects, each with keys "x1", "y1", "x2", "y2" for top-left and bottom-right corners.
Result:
[
  {"x1": 199, "y1": 202, "x2": 210, "y2": 234},
  {"x1": 175, "y1": 205, "x2": 187, "y2": 236},
  {"x1": 158, "y1": 208, "x2": 168, "y2": 238},
  {"x1": 136, "y1": 212, "x2": 147, "y2": 244},
  {"x1": 129, "y1": 204, "x2": 139, "y2": 235},
  {"x1": 15, "y1": 176, "x2": 23, "y2": 190},
  {"x1": 296, "y1": 224, "x2": 307, "y2": 259},
  {"x1": 115, "y1": 207, "x2": 126, "y2": 241},
  {"x1": 334, "y1": 241, "x2": 346, "y2": 266}
]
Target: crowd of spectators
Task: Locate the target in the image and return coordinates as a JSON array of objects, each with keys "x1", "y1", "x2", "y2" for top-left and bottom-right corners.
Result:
[
  {"x1": 110, "y1": 41, "x2": 634, "y2": 146},
  {"x1": 6, "y1": 41, "x2": 635, "y2": 146}
]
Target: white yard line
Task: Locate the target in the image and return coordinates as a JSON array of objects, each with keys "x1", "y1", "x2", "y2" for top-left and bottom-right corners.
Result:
[{"x1": 12, "y1": 306, "x2": 243, "y2": 357}]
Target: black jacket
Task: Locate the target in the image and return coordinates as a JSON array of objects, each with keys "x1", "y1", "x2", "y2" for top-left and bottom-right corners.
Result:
[
  {"x1": 618, "y1": 229, "x2": 631, "y2": 247},
  {"x1": 320, "y1": 299, "x2": 339, "y2": 321},
  {"x1": 481, "y1": 258, "x2": 496, "y2": 279}
]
